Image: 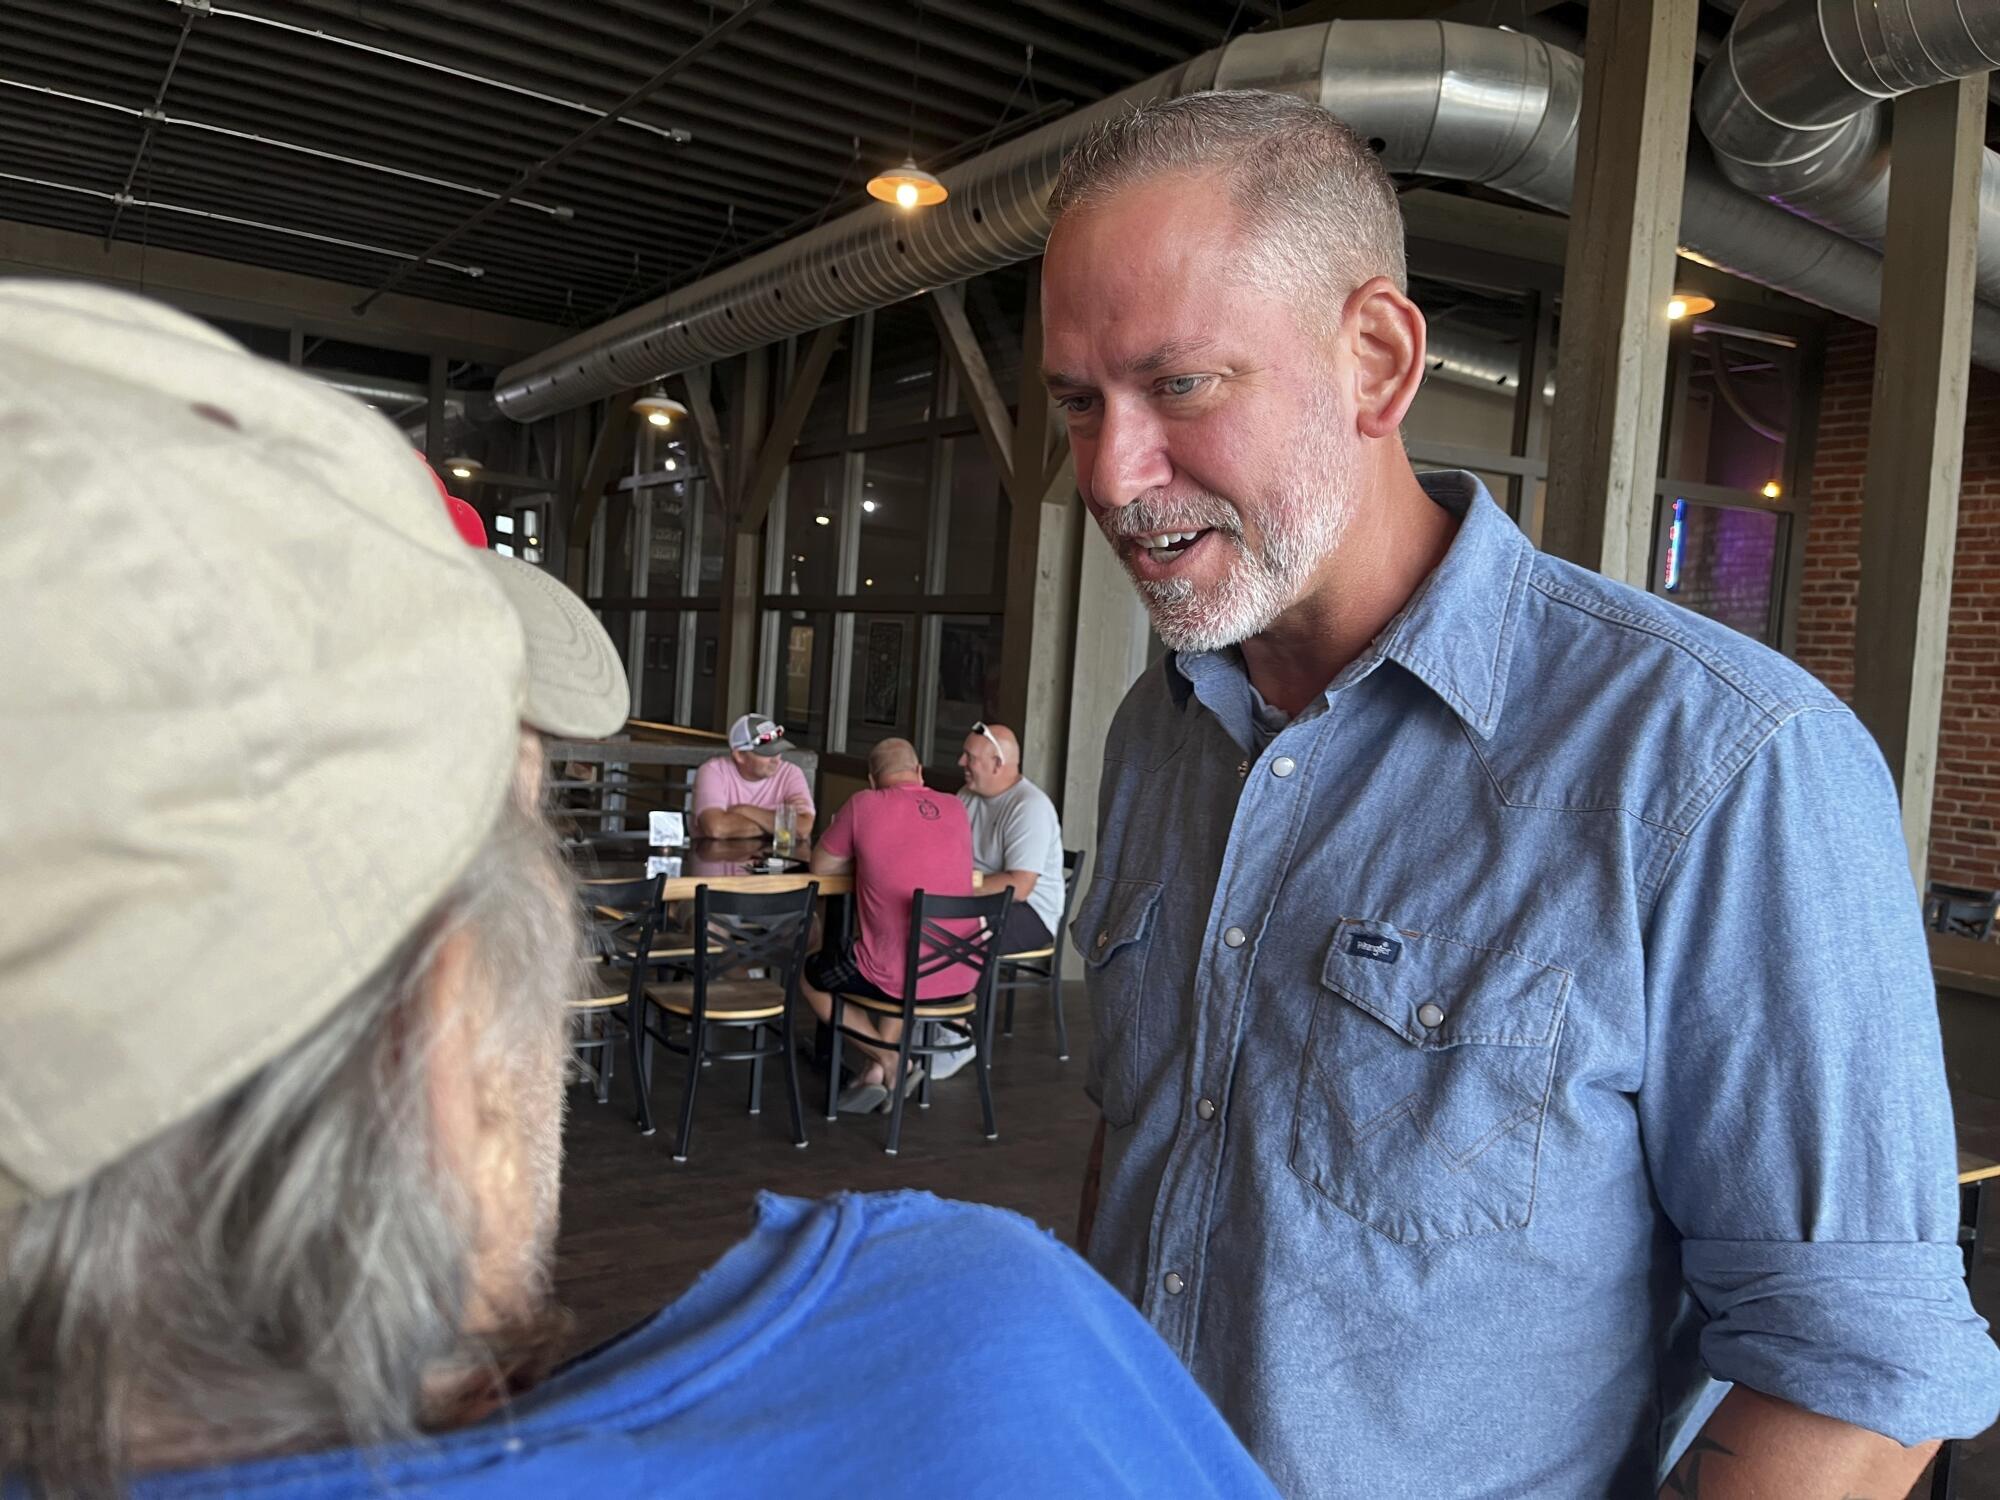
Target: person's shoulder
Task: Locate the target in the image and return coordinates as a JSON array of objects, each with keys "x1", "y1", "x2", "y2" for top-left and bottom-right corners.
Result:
[
  {"x1": 1524, "y1": 551, "x2": 1839, "y2": 721},
  {"x1": 1490, "y1": 551, "x2": 1848, "y2": 832},
  {"x1": 1013, "y1": 777, "x2": 1061, "y2": 825}
]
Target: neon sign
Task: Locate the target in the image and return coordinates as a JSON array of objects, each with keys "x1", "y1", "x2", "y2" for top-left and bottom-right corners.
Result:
[{"x1": 1663, "y1": 497, "x2": 1686, "y2": 592}]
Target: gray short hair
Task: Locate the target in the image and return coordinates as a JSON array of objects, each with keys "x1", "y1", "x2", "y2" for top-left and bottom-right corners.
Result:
[
  {"x1": 1047, "y1": 89, "x2": 1407, "y2": 329},
  {"x1": 0, "y1": 780, "x2": 581, "y2": 1496}
]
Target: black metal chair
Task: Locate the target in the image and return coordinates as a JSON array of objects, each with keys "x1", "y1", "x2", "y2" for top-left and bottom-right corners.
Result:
[
  {"x1": 633, "y1": 881, "x2": 818, "y2": 1162},
  {"x1": 827, "y1": 886, "x2": 1013, "y2": 1157},
  {"x1": 993, "y1": 848, "x2": 1084, "y2": 1060},
  {"x1": 1925, "y1": 881, "x2": 2000, "y2": 940},
  {"x1": 567, "y1": 874, "x2": 671, "y2": 1106}
]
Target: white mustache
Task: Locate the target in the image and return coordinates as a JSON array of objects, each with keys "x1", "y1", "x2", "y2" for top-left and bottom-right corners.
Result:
[{"x1": 1097, "y1": 494, "x2": 1245, "y2": 541}]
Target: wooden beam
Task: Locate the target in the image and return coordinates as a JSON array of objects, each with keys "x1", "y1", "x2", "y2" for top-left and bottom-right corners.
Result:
[
  {"x1": 714, "y1": 348, "x2": 771, "y2": 728},
  {"x1": 0, "y1": 218, "x2": 561, "y2": 363},
  {"x1": 424, "y1": 353, "x2": 448, "y2": 471},
  {"x1": 738, "y1": 323, "x2": 843, "y2": 532},
  {"x1": 1540, "y1": 0, "x2": 1699, "y2": 585},
  {"x1": 1852, "y1": 75, "x2": 1987, "y2": 883},
  {"x1": 929, "y1": 284, "x2": 1017, "y2": 495},
  {"x1": 681, "y1": 364, "x2": 730, "y2": 503},
  {"x1": 1011, "y1": 268, "x2": 1051, "y2": 503},
  {"x1": 564, "y1": 390, "x2": 640, "y2": 591}
]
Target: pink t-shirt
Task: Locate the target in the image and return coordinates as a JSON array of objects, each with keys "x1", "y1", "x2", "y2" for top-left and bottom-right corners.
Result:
[
  {"x1": 819, "y1": 783, "x2": 976, "y2": 999},
  {"x1": 691, "y1": 754, "x2": 814, "y2": 827}
]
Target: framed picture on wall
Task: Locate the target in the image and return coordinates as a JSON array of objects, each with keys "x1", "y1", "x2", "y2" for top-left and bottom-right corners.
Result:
[{"x1": 862, "y1": 619, "x2": 904, "y2": 726}]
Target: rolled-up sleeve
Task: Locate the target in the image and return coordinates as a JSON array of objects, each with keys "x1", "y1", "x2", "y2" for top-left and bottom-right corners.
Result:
[{"x1": 1641, "y1": 703, "x2": 2000, "y2": 1443}]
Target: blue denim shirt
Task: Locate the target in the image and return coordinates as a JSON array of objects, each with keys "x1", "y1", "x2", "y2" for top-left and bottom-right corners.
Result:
[{"x1": 1076, "y1": 472, "x2": 2000, "y2": 1498}]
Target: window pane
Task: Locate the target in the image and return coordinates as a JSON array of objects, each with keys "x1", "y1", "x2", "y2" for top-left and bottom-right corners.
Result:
[
  {"x1": 689, "y1": 611, "x2": 720, "y2": 730},
  {"x1": 643, "y1": 486, "x2": 685, "y2": 595},
  {"x1": 846, "y1": 612, "x2": 918, "y2": 755},
  {"x1": 494, "y1": 513, "x2": 516, "y2": 535},
  {"x1": 1671, "y1": 330, "x2": 1796, "y2": 492},
  {"x1": 929, "y1": 613, "x2": 1003, "y2": 767},
  {"x1": 639, "y1": 615, "x2": 679, "y2": 720},
  {"x1": 599, "y1": 609, "x2": 633, "y2": 674},
  {"x1": 699, "y1": 481, "x2": 725, "y2": 595},
  {"x1": 782, "y1": 457, "x2": 843, "y2": 597},
  {"x1": 859, "y1": 442, "x2": 928, "y2": 595},
  {"x1": 942, "y1": 436, "x2": 1006, "y2": 595},
  {"x1": 776, "y1": 610, "x2": 834, "y2": 748},
  {"x1": 1657, "y1": 496, "x2": 1782, "y2": 643},
  {"x1": 868, "y1": 298, "x2": 939, "y2": 430}
]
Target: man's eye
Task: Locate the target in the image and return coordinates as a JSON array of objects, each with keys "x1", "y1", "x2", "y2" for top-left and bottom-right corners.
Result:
[
  {"x1": 1056, "y1": 395, "x2": 1095, "y2": 415},
  {"x1": 1162, "y1": 375, "x2": 1207, "y2": 397}
]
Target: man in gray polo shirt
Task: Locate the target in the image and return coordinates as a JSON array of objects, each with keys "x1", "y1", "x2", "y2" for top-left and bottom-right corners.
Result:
[{"x1": 958, "y1": 721, "x2": 1066, "y2": 958}]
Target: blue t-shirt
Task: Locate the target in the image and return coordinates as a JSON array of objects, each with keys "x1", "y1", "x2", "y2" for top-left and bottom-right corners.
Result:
[{"x1": 130, "y1": 1192, "x2": 1275, "y2": 1498}]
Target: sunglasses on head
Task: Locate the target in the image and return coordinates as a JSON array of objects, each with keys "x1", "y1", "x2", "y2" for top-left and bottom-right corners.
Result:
[{"x1": 971, "y1": 721, "x2": 1007, "y2": 765}]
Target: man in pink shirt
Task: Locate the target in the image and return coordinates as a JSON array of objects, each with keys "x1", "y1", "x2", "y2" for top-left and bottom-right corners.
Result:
[
  {"x1": 691, "y1": 713, "x2": 816, "y2": 839},
  {"x1": 805, "y1": 738, "x2": 976, "y2": 1111}
]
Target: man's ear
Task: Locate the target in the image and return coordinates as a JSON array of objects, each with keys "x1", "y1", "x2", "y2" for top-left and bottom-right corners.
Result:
[{"x1": 1339, "y1": 275, "x2": 1427, "y2": 441}]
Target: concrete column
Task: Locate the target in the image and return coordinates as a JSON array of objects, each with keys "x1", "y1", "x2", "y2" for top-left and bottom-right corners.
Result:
[
  {"x1": 1540, "y1": 0, "x2": 1699, "y2": 585},
  {"x1": 1852, "y1": 75, "x2": 1988, "y2": 883}
]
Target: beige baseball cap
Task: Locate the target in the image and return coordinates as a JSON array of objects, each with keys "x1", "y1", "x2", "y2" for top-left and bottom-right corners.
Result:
[{"x1": 0, "y1": 280, "x2": 628, "y2": 1213}]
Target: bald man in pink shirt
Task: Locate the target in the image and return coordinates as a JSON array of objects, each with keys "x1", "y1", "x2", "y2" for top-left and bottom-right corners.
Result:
[{"x1": 804, "y1": 738, "x2": 976, "y2": 1112}]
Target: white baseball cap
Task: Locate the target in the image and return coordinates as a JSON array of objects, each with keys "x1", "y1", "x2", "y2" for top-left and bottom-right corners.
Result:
[{"x1": 0, "y1": 280, "x2": 625, "y2": 1212}]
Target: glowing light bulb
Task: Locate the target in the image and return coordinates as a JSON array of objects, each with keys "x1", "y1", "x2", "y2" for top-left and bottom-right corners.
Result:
[
  {"x1": 647, "y1": 409, "x2": 672, "y2": 427},
  {"x1": 895, "y1": 181, "x2": 919, "y2": 209},
  {"x1": 814, "y1": 514, "x2": 831, "y2": 527},
  {"x1": 861, "y1": 498, "x2": 877, "y2": 513},
  {"x1": 1667, "y1": 298, "x2": 1688, "y2": 320},
  {"x1": 1761, "y1": 479, "x2": 1782, "y2": 499}
]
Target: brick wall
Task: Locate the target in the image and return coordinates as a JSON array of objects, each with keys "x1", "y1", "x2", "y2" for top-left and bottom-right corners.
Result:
[{"x1": 1795, "y1": 322, "x2": 2000, "y2": 892}]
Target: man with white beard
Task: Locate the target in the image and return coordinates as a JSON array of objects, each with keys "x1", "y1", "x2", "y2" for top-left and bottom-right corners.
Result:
[{"x1": 1043, "y1": 90, "x2": 1999, "y2": 1499}]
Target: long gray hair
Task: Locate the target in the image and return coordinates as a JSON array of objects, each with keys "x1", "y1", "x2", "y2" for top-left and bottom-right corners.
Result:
[{"x1": 0, "y1": 776, "x2": 582, "y2": 1496}]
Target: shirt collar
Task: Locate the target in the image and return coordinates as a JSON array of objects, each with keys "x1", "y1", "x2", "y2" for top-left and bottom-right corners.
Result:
[{"x1": 1163, "y1": 471, "x2": 1535, "y2": 740}]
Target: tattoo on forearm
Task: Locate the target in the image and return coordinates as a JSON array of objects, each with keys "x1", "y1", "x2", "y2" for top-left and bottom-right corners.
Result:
[{"x1": 1660, "y1": 1436, "x2": 1735, "y2": 1497}]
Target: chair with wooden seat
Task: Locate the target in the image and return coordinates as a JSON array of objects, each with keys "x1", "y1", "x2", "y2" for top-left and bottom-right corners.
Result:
[
  {"x1": 828, "y1": 886, "x2": 1013, "y2": 1157},
  {"x1": 567, "y1": 874, "x2": 667, "y2": 1106},
  {"x1": 992, "y1": 848, "x2": 1084, "y2": 1060},
  {"x1": 634, "y1": 881, "x2": 818, "y2": 1162}
]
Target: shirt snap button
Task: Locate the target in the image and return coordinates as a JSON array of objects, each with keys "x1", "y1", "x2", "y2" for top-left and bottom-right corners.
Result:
[
  {"x1": 1196, "y1": 1097, "x2": 1218, "y2": 1122},
  {"x1": 1271, "y1": 756, "x2": 1296, "y2": 778},
  {"x1": 1417, "y1": 1002, "x2": 1447, "y2": 1029},
  {"x1": 1223, "y1": 926, "x2": 1247, "y2": 948},
  {"x1": 1163, "y1": 1271, "x2": 1185, "y2": 1295}
]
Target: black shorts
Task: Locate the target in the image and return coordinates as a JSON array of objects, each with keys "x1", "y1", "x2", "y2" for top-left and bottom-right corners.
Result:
[
  {"x1": 997, "y1": 903, "x2": 1053, "y2": 957},
  {"x1": 804, "y1": 944, "x2": 899, "y2": 1005}
]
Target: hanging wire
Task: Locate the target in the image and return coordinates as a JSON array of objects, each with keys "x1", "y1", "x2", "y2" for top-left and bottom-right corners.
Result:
[{"x1": 906, "y1": 0, "x2": 926, "y2": 160}]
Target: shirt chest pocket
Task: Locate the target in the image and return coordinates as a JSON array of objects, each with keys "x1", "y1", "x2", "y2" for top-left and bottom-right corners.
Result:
[
  {"x1": 1074, "y1": 877, "x2": 1164, "y2": 1129},
  {"x1": 1290, "y1": 919, "x2": 1571, "y2": 1246}
]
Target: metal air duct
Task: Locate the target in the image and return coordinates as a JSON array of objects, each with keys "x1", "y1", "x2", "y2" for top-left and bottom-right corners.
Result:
[
  {"x1": 1695, "y1": 0, "x2": 2000, "y2": 302},
  {"x1": 495, "y1": 19, "x2": 2000, "y2": 421}
]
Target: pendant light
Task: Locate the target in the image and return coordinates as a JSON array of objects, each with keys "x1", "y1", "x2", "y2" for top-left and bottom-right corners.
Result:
[
  {"x1": 631, "y1": 388, "x2": 688, "y2": 429},
  {"x1": 867, "y1": 1, "x2": 947, "y2": 212},
  {"x1": 867, "y1": 160, "x2": 947, "y2": 209}
]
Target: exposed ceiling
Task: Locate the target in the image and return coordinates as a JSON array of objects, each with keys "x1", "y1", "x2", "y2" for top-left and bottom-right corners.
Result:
[{"x1": 0, "y1": 0, "x2": 1269, "y2": 334}]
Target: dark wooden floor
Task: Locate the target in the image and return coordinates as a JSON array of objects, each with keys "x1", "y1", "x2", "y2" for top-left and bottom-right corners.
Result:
[
  {"x1": 551, "y1": 983, "x2": 2000, "y2": 1496},
  {"x1": 552, "y1": 986, "x2": 1099, "y2": 1358}
]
